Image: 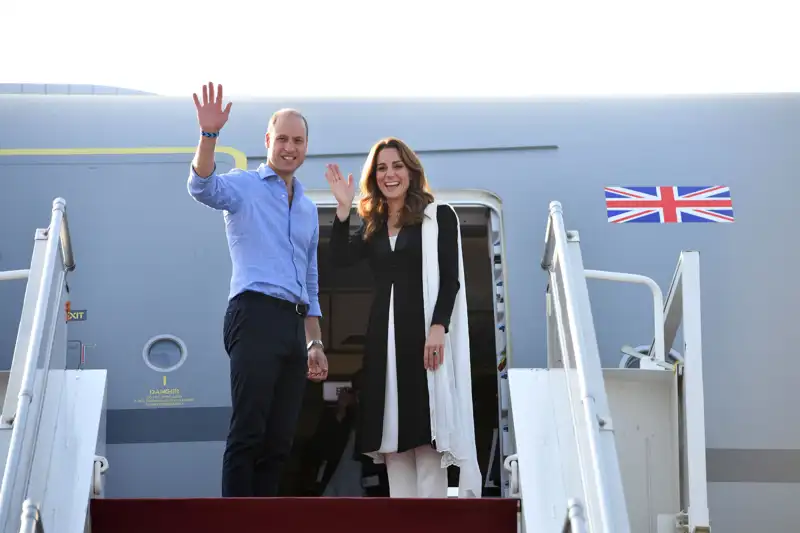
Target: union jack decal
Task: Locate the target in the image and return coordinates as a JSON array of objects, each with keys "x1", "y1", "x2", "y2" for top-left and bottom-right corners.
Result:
[{"x1": 604, "y1": 186, "x2": 734, "y2": 224}]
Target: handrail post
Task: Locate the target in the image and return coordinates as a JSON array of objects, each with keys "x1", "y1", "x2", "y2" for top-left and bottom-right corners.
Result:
[
  {"x1": 679, "y1": 252, "x2": 711, "y2": 531},
  {"x1": 19, "y1": 500, "x2": 44, "y2": 533},
  {"x1": 562, "y1": 499, "x2": 588, "y2": 533},
  {"x1": 54, "y1": 198, "x2": 75, "y2": 272}
]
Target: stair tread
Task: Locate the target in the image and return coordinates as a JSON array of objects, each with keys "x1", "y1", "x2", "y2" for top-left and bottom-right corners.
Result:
[{"x1": 90, "y1": 497, "x2": 518, "y2": 533}]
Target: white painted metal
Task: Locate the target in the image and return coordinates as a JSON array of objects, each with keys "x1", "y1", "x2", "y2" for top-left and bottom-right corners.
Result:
[
  {"x1": 502, "y1": 453, "x2": 519, "y2": 498},
  {"x1": 583, "y1": 269, "x2": 666, "y2": 366},
  {"x1": 0, "y1": 271, "x2": 29, "y2": 282},
  {"x1": 18, "y1": 500, "x2": 42, "y2": 533},
  {"x1": 0, "y1": 199, "x2": 69, "y2": 532},
  {"x1": 0, "y1": 198, "x2": 107, "y2": 533},
  {"x1": 670, "y1": 252, "x2": 711, "y2": 533},
  {"x1": 38, "y1": 370, "x2": 108, "y2": 533},
  {"x1": 618, "y1": 345, "x2": 683, "y2": 372},
  {"x1": 0, "y1": 373, "x2": 9, "y2": 415},
  {"x1": 508, "y1": 368, "x2": 579, "y2": 532},
  {"x1": 509, "y1": 366, "x2": 681, "y2": 533},
  {"x1": 603, "y1": 368, "x2": 680, "y2": 531},
  {"x1": 564, "y1": 499, "x2": 589, "y2": 533},
  {"x1": 2, "y1": 240, "x2": 49, "y2": 428},
  {"x1": 541, "y1": 201, "x2": 632, "y2": 533},
  {"x1": 514, "y1": 200, "x2": 711, "y2": 532},
  {"x1": 657, "y1": 514, "x2": 680, "y2": 533},
  {"x1": 23, "y1": 270, "x2": 68, "y2": 529}
]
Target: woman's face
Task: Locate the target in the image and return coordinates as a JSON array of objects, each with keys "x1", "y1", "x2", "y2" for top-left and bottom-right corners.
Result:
[{"x1": 375, "y1": 147, "x2": 410, "y2": 202}]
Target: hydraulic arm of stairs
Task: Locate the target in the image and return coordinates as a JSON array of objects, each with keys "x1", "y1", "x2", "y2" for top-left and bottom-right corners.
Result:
[
  {"x1": 506, "y1": 201, "x2": 711, "y2": 533},
  {"x1": 0, "y1": 198, "x2": 108, "y2": 533}
]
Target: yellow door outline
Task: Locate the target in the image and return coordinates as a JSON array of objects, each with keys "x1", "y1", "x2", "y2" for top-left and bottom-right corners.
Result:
[{"x1": 0, "y1": 146, "x2": 248, "y2": 170}]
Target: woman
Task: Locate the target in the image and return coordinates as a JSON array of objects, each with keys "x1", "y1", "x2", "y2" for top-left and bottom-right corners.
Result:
[{"x1": 325, "y1": 137, "x2": 481, "y2": 498}]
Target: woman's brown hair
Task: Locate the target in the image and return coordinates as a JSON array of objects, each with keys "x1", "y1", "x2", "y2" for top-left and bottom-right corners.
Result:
[{"x1": 357, "y1": 137, "x2": 434, "y2": 240}]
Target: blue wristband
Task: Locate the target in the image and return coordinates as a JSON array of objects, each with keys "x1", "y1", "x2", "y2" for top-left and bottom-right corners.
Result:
[{"x1": 201, "y1": 131, "x2": 219, "y2": 138}]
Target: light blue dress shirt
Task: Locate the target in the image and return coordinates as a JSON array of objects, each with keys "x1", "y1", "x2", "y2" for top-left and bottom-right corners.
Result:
[{"x1": 187, "y1": 162, "x2": 321, "y2": 317}]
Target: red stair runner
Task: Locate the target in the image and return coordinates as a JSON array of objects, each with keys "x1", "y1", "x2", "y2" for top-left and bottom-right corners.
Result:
[{"x1": 90, "y1": 497, "x2": 518, "y2": 533}]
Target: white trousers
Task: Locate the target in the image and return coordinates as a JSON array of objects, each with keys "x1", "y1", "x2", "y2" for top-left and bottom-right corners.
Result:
[{"x1": 384, "y1": 445, "x2": 448, "y2": 498}]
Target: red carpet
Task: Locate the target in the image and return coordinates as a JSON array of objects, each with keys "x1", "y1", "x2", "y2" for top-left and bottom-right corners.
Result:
[{"x1": 90, "y1": 497, "x2": 519, "y2": 533}]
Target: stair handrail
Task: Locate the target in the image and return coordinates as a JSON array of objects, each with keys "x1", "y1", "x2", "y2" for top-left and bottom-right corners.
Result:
[
  {"x1": 18, "y1": 501, "x2": 43, "y2": 533},
  {"x1": 583, "y1": 269, "x2": 666, "y2": 365},
  {"x1": 0, "y1": 271, "x2": 30, "y2": 283},
  {"x1": 541, "y1": 201, "x2": 629, "y2": 533},
  {"x1": 562, "y1": 499, "x2": 588, "y2": 533},
  {"x1": 0, "y1": 198, "x2": 75, "y2": 529}
]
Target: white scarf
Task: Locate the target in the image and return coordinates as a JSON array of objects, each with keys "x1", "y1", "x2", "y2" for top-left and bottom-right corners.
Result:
[{"x1": 422, "y1": 201, "x2": 482, "y2": 498}]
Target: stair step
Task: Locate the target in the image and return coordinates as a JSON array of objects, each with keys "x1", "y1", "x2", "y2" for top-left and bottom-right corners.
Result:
[{"x1": 90, "y1": 497, "x2": 518, "y2": 533}]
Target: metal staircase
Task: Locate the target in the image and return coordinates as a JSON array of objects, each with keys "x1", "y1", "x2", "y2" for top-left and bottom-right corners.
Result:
[
  {"x1": 0, "y1": 199, "x2": 108, "y2": 533},
  {"x1": 506, "y1": 201, "x2": 711, "y2": 533}
]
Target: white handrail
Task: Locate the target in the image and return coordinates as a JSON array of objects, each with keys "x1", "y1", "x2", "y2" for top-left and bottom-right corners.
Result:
[
  {"x1": 562, "y1": 499, "x2": 588, "y2": 533},
  {"x1": 542, "y1": 202, "x2": 616, "y2": 532},
  {"x1": 583, "y1": 269, "x2": 665, "y2": 364},
  {"x1": 0, "y1": 271, "x2": 29, "y2": 282},
  {"x1": 0, "y1": 198, "x2": 72, "y2": 528},
  {"x1": 57, "y1": 199, "x2": 75, "y2": 273},
  {"x1": 18, "y1": 501, "x2": 43, "y2": 533}
]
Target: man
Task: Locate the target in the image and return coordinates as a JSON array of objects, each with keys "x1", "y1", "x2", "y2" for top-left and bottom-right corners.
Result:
[{"x1": 186, "y1": 81, "x2": 328, "y2": 498}]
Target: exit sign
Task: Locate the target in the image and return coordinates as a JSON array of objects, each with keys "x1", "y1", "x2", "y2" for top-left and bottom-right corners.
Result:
[{"x1": 67, "y1": 310, "x2": 87, "y2": 322}]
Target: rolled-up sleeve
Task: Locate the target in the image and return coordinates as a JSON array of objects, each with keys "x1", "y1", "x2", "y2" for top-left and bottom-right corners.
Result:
[{"x1": 187, "y1": 164, "x2": 243, "y2": 213}]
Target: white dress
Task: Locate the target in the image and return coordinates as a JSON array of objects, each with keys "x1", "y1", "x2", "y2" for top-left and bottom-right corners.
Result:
[{"x1": 375, "y1": 234, "x2": 399, "y2": 455}]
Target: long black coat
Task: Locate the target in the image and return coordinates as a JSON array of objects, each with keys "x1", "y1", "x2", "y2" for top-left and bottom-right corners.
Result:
[{"x1": 329, "y1": 204, "x2": 461, "y2": 456}]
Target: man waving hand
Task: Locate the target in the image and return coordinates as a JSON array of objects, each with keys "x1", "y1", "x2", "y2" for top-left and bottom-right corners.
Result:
[{"x1": 187, "y1": 81, "x2": 328, "y2": 498}]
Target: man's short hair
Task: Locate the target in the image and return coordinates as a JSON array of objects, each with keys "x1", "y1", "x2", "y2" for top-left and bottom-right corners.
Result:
[{"x1": 268, "y1": 108, "x2": 309, "y2": 139}]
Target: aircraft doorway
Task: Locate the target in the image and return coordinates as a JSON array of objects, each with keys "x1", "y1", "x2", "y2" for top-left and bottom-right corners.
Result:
[{"x1": 278, "y1": 200, "x2": 511, "y2": 497}]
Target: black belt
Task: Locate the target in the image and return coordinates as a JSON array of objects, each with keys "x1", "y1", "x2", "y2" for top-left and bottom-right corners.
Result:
[
  {"x1": 236, "y1": 291, "x2": 309, "y2": 318},
  {"x1": 269, "y1": 296, "x2": 309, "y2": 318}
]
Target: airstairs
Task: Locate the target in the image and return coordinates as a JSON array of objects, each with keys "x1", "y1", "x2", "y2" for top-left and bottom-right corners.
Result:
[
  {"x1": 503, "y1": 201, "x2": 711, "y2": 532},
  {"x1": 0, "y1": 198, "x2": 711, "y2": 533},
  {"x1": 0, "y1": 198, "x2": 107, "y2": 533}
]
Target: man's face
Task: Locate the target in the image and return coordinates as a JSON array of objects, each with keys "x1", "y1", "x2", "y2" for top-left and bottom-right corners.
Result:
[{"x1": 266, "y1": 114, "x2": 307, "y2": 176}]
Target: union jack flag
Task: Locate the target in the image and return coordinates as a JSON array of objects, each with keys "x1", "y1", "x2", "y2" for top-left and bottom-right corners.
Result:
[{"x1": 604, "y1": 186, "x2": 734, "y2": 224}]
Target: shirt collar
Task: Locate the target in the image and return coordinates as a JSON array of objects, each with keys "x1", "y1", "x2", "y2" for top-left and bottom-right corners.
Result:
[{"x1": 257, "y1": 163, "x2": 305, "y2": 195}]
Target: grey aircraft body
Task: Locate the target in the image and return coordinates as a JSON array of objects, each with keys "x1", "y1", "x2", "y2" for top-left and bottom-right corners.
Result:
[{"x1": 0, "y1": 86, "x2": 798, "y2": 531}]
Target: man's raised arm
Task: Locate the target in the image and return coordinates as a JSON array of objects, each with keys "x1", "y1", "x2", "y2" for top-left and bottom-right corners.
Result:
[{"x1": 186, "y1": 82, "x2": 241, "y2": 212}]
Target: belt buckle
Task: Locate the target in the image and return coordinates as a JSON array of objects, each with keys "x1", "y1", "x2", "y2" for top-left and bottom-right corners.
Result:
[{"x1": 295, "y1": 303, "x2": 304, "y2": 317}]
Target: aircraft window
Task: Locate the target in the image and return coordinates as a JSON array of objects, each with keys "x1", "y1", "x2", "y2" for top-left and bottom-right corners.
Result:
[{"x1": 142, "y1": 334, "x2": 188, "y2": 372}]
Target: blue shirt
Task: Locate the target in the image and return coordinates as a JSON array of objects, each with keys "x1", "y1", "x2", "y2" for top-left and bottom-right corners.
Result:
[{"x1": 187, "y1": 162, "x2": 321, "y2": 317}]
